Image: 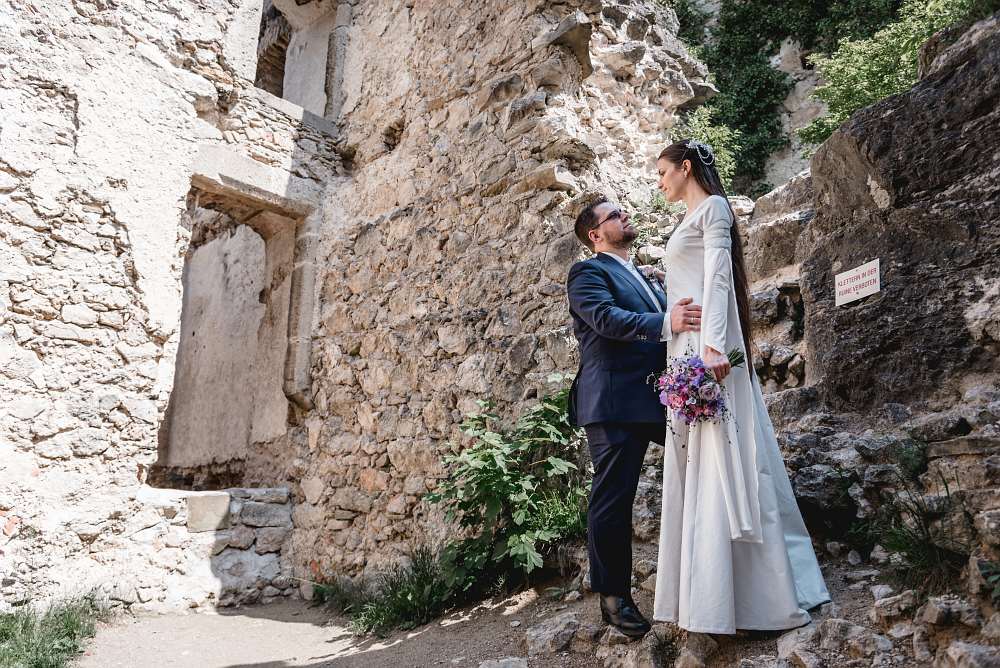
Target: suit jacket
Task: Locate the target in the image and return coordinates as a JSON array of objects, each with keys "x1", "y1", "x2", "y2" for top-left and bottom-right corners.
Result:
[{"x1": 567, "y1": 253, "x2": 669, "y2": 426}]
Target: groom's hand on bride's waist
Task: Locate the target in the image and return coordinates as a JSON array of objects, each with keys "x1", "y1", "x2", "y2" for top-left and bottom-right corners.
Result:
[{"x1": 670, "y1": 298, "x2": 701, "y2": 334}]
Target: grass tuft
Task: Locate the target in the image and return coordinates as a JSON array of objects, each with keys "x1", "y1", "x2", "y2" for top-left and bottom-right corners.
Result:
[
  {"x1": 0, "y1": 594, "x2": 110, "y2": 668},
  {"x1": 315, "y1": 545, "x2": 454, "y2": 637},
  {"x1": 880, "y1": 472, "x2": 970, "y2": 592}
]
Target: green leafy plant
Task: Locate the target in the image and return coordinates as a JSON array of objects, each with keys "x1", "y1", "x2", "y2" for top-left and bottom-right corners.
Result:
[
  {"x1": 896, "y1": 440, "x2": 928, "y2": 480},
  {"x1": 348, "y1": 546, "x2": 453, "y2": 636},
  {"x1": 0, "y1": 594, "x2": 110, "y2": 668},
  {"x1": 649, "y1": 192, "x2": 672, "y2": 214},
  {"x1": 311, "y1": 574, "x2": 366, "y2": 613},
  {"x1": 845, "y1": 518, "x2": 879, "y2": 555},
  {"x1": 427, "y1": 378, "x2": 588, "y2": 589},
  {"x1": 529, "y1": 488, "x2": 588, "y2": 539},
  {"x1": 312, "y1": 382, "x2": 590, "y2": 637},
  {"x1": 801, "y1": 0, "x2": 1000, "y2": 144}
]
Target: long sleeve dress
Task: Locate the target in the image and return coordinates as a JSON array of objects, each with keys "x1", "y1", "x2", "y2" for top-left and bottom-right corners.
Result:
[{"x1": 651, "y1": 195, "x2": 830, "y2": 634}]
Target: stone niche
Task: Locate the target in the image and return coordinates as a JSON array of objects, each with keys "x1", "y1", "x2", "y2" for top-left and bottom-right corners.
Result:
[
  {"x1": 152, "y1": 187, "x2": 307, "y2": 489},
  {"x1": 258, "y1": 0, "x2": 351, "y2": 119}
]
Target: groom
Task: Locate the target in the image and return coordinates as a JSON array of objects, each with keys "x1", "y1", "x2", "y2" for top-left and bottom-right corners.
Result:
[{"x1": 567, "y1": 196, "x2": 701, "y2": 638}]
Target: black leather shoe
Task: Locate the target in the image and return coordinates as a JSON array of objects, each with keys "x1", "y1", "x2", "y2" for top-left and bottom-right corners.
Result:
[
  {"x1": 625, "y1": 594, "x2": 652, "y2": 628},
  {"x1": 600, "y1": 594, "x2": 652, "y2": 638}
]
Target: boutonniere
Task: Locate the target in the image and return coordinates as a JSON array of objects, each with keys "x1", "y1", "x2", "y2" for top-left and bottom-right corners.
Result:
[{"x1": 634, "y1": 261, "x2": 664, "y2": 287}]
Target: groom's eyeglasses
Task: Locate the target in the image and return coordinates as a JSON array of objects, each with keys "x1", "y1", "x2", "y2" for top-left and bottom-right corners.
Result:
[{"x1": 592, "y1": 208, "x2": 625, "y2": 229}]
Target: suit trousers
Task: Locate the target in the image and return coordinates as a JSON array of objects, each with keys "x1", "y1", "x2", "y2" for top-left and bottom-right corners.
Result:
[{"x1": 585, "y1": 421, "x2": 666, "y2": 596}]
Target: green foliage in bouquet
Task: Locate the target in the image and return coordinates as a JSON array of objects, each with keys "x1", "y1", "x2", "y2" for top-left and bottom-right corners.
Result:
[{"x1": 427, "y1": 377, "x2": 589, "y2": 593}]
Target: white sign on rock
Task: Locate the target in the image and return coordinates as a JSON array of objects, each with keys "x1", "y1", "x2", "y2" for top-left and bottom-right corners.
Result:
[{"x1": 835, "y1": 259, "x2": 881, "y2": 306}]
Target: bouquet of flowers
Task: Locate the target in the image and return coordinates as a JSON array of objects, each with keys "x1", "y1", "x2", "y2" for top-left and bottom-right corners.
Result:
[{"x1": 651, "y1": 349, "x2": 746, "y2": 425}]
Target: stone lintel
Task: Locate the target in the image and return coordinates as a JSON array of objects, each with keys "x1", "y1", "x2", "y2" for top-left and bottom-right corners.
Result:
[{"x1": 190, "y1": 144, "x2": 318, "y2": 219}]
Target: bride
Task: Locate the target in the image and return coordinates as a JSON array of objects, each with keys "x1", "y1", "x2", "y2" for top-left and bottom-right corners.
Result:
[{"x1": 650, "y1": 139, "x2": 830, "y2": 634}]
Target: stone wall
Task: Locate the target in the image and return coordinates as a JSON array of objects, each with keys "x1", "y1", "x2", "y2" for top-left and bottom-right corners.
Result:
[
  {"x1": 1, "y1": 0, "x2": 341, "y2": 608},
  {"x1": 284, "y1": 0, "x2": 715, "y2": 581}
]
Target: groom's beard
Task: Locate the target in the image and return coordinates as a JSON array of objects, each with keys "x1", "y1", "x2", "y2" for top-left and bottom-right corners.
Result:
[{"x1": 609, "y1": 226, "x2": 638, "y2": 250}]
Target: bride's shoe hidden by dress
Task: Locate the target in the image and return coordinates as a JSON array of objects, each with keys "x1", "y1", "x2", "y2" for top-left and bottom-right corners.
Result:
[{"x1": 600, "y1": 594, "x2": 652, "y2": 638}]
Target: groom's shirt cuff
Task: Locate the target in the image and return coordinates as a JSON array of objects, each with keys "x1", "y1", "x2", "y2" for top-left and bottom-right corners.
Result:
[{"x1": 660, "y1": 314, "x2": 671, "y2": 342}]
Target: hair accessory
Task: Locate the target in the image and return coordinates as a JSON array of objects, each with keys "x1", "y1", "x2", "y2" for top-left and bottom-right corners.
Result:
[{"x1": 686, "y1": 139, "x2": 716, "y2": 167}]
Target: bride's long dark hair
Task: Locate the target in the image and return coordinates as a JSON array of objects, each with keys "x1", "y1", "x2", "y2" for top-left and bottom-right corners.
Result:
[{"x1": 659, "y1": 140, "x2": 753, "y2": 365}]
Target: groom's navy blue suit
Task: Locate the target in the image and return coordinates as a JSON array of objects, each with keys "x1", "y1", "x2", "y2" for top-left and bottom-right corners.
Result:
[{"x1": 567, "y1": 253, "x2": 668, "y2": 596}]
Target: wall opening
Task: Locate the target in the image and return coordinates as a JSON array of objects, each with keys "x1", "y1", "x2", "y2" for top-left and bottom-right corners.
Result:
[
  {"x1": 151, "y1": 187, "x2": 304, "y2": 490},
  {"x1": 250, "y1": 0, "x2": 350, "y2": 120},
  {"x1": 255, "y1": 1, "x2": 291, "y2": 98}
]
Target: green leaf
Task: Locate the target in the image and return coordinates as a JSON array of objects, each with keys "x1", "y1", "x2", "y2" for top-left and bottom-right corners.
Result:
[{"x1": 544, "y1": 456, "x2": 577, "y2": 477}]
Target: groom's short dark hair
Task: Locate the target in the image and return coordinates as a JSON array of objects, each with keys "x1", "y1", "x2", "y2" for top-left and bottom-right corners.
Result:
[{"x1": 575, "y1": 196, "x2": 608, "y2": 252}]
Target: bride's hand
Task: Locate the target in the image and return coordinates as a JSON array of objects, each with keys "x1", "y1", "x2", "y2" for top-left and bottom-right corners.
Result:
[{"x1": 704, "y1": 346, "x2": 731, "y2": 382}]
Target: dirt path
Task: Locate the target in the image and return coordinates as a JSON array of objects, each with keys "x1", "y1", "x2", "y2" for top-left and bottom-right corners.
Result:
[
  {"x1": 76, "y1": 555, "x2": 875, "y2": 668},
  {"x1": 76, "y1": 590, "x2": 603, "y2": 668}
]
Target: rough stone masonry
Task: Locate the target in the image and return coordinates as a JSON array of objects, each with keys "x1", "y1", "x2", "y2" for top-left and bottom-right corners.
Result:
[{"x1": 1, "y1": 0, "x2": 715, "y2": 610}]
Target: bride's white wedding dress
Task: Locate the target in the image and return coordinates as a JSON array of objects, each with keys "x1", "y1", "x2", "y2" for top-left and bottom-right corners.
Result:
[{"x1": 652, "y1": 195, "x2": 830, "y2": 634}]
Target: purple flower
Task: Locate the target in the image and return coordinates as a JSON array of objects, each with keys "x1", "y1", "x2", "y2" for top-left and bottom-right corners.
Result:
[{"x1": 699, "y1": 383, "x2": 720, "y2": 401}]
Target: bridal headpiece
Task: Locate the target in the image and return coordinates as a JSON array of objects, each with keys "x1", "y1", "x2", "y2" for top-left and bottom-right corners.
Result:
[{"x1": 685, "y1": 139, "x2": 716, "y2": 167}]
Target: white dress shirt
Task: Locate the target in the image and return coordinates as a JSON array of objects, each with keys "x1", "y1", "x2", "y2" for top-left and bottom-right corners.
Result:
[{"x1": 600, "y1": 252, "x2": 672, "y2": 342}]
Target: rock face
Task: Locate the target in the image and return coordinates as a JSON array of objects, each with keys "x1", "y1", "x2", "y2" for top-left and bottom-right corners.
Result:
[
  {"x1": 751, "y1": 16, "x2": 1000, "y2": 665},
  {"x1": 761, "y1": 39, "x2": 826, "y2": 189},
  {"x1": 800, "y1": 15, "x2": 1000, "y2": 410},
  {"x1": 746, "y1": 170, "x2": 813, "y2": 392}
]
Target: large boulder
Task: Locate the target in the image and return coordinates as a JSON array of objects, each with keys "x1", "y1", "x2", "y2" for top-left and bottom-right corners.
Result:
[{"x1": 799, "y1": 14, "x2": 1000, "y2": 410}]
